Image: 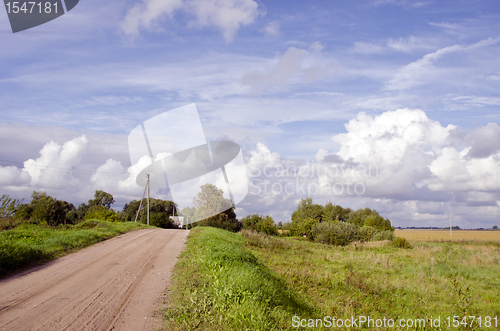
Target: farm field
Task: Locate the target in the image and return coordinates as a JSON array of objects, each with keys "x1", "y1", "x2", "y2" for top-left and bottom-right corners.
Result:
[{"x1": 395, "y1": 229, "x2": 500, "y2": 242}]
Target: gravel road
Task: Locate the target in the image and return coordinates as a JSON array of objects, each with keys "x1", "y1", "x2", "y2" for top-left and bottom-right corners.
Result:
[{"x1": 0, "y1": 228, "x2": 189, "y2": 331}]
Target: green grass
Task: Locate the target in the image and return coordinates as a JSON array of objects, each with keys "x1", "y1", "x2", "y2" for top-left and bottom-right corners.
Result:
[
  {"x1": 162, "y1": 227, "x2": 315, "y2": 331},
  {"x1": 0, "y1": 220, "x2": 151, "y2": 277},
  {"x1": 243, "y1": 231, "x2": 500, "y2": 330},
  {"x1": 164, "y1": 228, "x2": 500, "y2": 330}
]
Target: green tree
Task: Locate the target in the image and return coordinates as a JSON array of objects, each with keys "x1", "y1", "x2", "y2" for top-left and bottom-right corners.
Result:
[
  {"x1": 290, "y1": 197, "x2": 324, "y2": 236},
  {"x1": 363, "y1": 214, "x2": 393, "y2": 231},
  {"x1": 121, "y1": 200, "x2": 141, "y2": 222},
  {"x1": 322, "y1": 202, "x2": 351, "y2": 223},
  {"x1": 493, "y1": 225, "x2": 498, "y2": 230},
  {"x1": 88, "y1": 190, "x2": 115, "y2": 210},
  {"x1": 242, "y1": 214, "x2": 278, "y2": 235},
  {"x1": 346, "y1": 207, "x2": 374, "y2": 227},
  {"x1": 24, "y1": 191, "x2": 76, "y2": 226},
  {"x1": 193, "y1": 184, "x2": 233, "y2": 220},
  {"x1": 192, "y1": 183, "x2": 240, "y2": 232},
  {"x1": 121, "y1": 198, "x2": 177, "y2": 228}
]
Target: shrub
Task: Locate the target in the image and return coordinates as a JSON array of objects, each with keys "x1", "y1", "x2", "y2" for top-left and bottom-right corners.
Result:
[
  {"x1": 371, "y1": 230, "x2": 395, "y2": 241},
  {"x1": 242, "y1": 214, "x2": 278, "y2": 235},
  {"x1": 311, "y1": 221, "x2": 360, "y2": 246},
  {"x1": 84, "y1": 206, "x2": 120, "y2": 222},
  {"x1": 359, "y1": 225, "x2": 378, "y2": 242},
  {"x1": 148, "y1": 212, "x2": 174, "y2": 228},
  {"x1": 392, "y1": 237, "x2": 412, "y2": 249},
  {"x1": 293, "y1": 217, "x2": 319, "y2": 238}
]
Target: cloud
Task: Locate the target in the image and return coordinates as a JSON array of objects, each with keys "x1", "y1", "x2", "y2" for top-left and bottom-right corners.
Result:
[
  {"x1": 187, "y1": 0, "x2": 260, "y2": 42},
  {"x1": 373, "y1": 0, "x2": 431, "y2": 7},
  {"x1": 0, "y1": 134, "x2": 143, "y2": 206},
  {"x1": 385, "y1": 44, "x2": 461, "y2": 90},
  {"x1": 352, "y1": 42, "x2": 384, "y2": 54},
  {"x1": 387, "y1": 35, "x2": 428, "y2": 53},
  {"x1": 121, "y1": 0, "x2": 260, "y2": 41},
  {"x1": 23, "y1": 136, "x2": 89, "y2": 188},
  {"x1": 352, "y1": 36, "x2": 432, "y2": 55},
  {"x1": 466, "y1": 123, "x2": 500, "y2": 159},
  {"x1": 121, "y1": 0, "x2": 183, "y2": 38},
  {"x1": 261, "y1": 21, "x2": 280, "y2": 36},
  {"x1": 246, "y1": 142, "x2": 281, "y2": 172},
  {"x1": 245, "y1": 108, "x2": 499, "y2": 203},
  {"x1": 86, "y1": 96, "x2": 143, "y2": 106},
  {"x1": 241, "y1": 42, "x2": 337, "y2": 93},
  {"x1": 386, "y1": 37, "x2": 500, "y2": 90},
  {"x1": 241, "y1": 108, "x2": 500, "y2": 225},
  {"x1": 329, "y1": 109, "x2": 500, "y2": 198}
]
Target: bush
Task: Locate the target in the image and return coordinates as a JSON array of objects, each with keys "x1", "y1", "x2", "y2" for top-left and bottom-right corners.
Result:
[
  {"x1": 195, "y1": 212, "x2": 242, "y2": 232},
  {"x1": 359, "y1": 226, "x2": 378, "y2": 242},
  {"x1": 242, "y1": 214, "x2": 278, "y2": 235},
  {"x1": 84, "y1": 206, "x2": 120, "y2": 222},
  {"x1": 393, "y1": 237, "x2": 412, "y2": 249},
  {"x1": 371, "y1": 230, "x2": 394, "y2": 241},
  {"x1": 148, "y1": 212, "x2": 174, "y2": 228},
  {"x1": 311, "y1": 221, "x2": 360, "y2": 246},
  {"x1": 292, "y1": 217, "x2": 319, "y2": 238}
]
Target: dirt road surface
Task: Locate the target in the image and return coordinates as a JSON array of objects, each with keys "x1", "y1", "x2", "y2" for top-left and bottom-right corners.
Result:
[{"x1": 0, "y1": 229, "x2": 189, "y2": 331}]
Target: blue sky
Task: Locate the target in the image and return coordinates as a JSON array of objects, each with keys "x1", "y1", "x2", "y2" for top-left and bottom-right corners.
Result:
[{"x1": 1, "y1": 0, "x2": 500, "y2": 228}]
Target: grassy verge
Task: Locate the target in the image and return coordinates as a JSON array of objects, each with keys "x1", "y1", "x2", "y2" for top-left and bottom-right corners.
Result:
[
  {"x1": 243, "y1": 231, "x2": 500, "y2": 330},
  {"x1": 162, "y1": 227, "x2": 315, "y2": 331},
  {"x1": 0, "y1": 219, "x2": 151, "y2": 277}
]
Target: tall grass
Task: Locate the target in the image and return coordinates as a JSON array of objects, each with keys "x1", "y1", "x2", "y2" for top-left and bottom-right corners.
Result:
[
  {"x1": 243, "y1": 232, "x2": 500, "y2": 330},
  {"x1": 163, "y1": 227, "x2": 315, "y2": 331},
  {"x1": 0, "y1": 220, "x2": 150, "y2": 276}
]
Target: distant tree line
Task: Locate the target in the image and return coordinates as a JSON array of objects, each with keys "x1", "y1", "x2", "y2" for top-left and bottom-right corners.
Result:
[{"x1": 0, "y1": 190, "x2": 179, "y2": 229}]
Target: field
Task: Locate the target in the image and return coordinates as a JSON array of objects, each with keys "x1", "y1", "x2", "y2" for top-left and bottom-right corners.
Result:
[
  {"x1": 395, "y1": 229, "x2": 500, "y2": 242},
  {"x1": 164, "y1": 227, "x2": 500, "y2": 330}
]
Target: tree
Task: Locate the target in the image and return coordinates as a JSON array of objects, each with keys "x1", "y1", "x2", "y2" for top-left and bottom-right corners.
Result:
[
  {"x1": 322, "y1": 202, "x2": 351, "y2": 223},
  {"x1": 242, "y1": 214, "x2": 278, "y2": 235},
  {"x1": 363, "y1": 214, "x2": 393, "y2": 231},
  {"x1": 192, "y1": 183, "x2": 240, "y2": 232},
  {"x1": 493, "y1": 225, "x2": 498, "y2": 230},
  {"x1": 121, "y1": 198, "x2": 177, "y2": 228},
  {"x1": 193, "y1": 184, "x2": 233, "y2": 220},
  {"x1": 21, "y1": 191, "x2": 76, "y2": 226},
  {"x1": 346, "y1": 208, "x2": 374, "y2": 227},
  {"x1": 290, "y1": 197, "x2": 324, "y2": 236},
  {"x1": 88, "y1": 190, "x2": 115, "y2": 210}
]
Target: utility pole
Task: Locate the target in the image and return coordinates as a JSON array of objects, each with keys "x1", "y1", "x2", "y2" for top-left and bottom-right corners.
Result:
[
  {"x1": 134, "y1": 181, "x2": 149, "y2": 222},
  {"x1": 147, "y1": 174, "x2": 150, "y2": 226}
]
